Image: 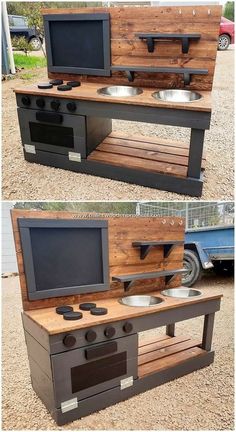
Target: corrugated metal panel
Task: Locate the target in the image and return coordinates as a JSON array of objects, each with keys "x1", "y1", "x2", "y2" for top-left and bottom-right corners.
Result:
[{"x1": 1, "y1": 202, "x2": 17, "y2": 273}]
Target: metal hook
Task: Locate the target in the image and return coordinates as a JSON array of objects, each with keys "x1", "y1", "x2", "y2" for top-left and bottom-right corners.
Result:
[
  {"x1": 179, "y1": 9, "x2": 182, "y2": 15},
  {"x1": 179, "y1": 220, "x2": 183, "y2": 226},
  {"x1": 192, "y1": 9, "x2": 196, "y2": 16},
  {"x1": 208, "y1": 9, "x2": 211, "y2": 16},
  {"x1": 162, "y1": 219, "x2": 166, "y2": 224},
  {"x1": 170, "y1": 220, "x2": 175, "y2": 226}
]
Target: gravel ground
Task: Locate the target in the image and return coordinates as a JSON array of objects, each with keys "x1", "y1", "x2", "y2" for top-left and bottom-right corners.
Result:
[
  {"x1": 2, "y1": 49, "x2": 234, "y2": 201},
  {"x1": 2, "y1": 274, "x2": 234, "y2": 430}
]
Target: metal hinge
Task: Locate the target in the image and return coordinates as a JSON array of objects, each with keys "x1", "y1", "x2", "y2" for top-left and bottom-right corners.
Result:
[
  {"x1": 69, "y1": 152, "x2": 81, "y2": 162},
  {"x1": 24, "y1": 144, "x2": 36, "y2": 154},
  {"x1": 61, "y1": 398, "x2": 78, "y2": 413},
  {"x1": 120, "y1": 376, "x2": 133, "y2": 390}
]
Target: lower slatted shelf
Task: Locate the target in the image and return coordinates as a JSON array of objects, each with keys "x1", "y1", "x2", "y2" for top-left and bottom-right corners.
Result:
[
  {"x1": 88, "y1": 132, "x2": 206, "y2": 179},
  {"x1": 138, "y1": 334, "x2": 205, "y2": 378}
]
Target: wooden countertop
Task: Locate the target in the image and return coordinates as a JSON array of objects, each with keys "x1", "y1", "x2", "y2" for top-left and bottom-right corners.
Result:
[
  {"x1": 24, "y1": 289, "x2": 222, "y2": 335},
  {"x1": 14, "y1": 82, "x2": 212, "y2": 112}
]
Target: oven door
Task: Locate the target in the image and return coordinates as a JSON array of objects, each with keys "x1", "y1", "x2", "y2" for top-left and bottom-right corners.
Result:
[
  {"x1": 17, "y1": 108, "x2": 86, "y2": 157},
  {"x1": 51, "y1": 333, "x2": 138, "y2": 407}
]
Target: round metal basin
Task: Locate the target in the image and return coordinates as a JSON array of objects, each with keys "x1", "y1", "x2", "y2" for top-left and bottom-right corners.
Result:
[
  {"x1": 161, "y1": 288, "x2": 202, "y2": 298},
  {"x1": 152, "y1": 89, "x2": 202, "y2": 103},
  {"x1": 97, "y1": 86, "x2": 143, "y2": 97},
  {"x1": 119, "y1": 295, "x2": 164, "y2": 307}
]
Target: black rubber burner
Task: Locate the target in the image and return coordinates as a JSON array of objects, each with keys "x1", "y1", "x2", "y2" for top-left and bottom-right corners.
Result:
[
  {"x1": 49, "y1": 79, "x2": 64, "y2": 86},
  {"x1": 63, "y1": 311, "x2": 83, "y2": 321},
  {"x1": 79, "y1": 302, "x2": 96, "y2": 311},
  {"x1": 67, "y1": 81, "x2": 81, "y2": 87},
  {"x1": 57, "y1": 84, "x2": 72, "y2": 91},
  {"x1": 37, "y1": 82, "x2": 53, "y2": 89},
  {"x1": 56, "y1": 305, "x2": 73, "y2": 315},
  {"x1": 90, "y1": 307, "x2": 108, "y2": 316}
]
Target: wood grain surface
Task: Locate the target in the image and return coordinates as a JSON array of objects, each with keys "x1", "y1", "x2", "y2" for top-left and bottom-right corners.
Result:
[
  {"x1": 41, "y1": 6, "x2": 222, "y2": 91},
  {"x1": 11, "y1": 210, "x2": 185, "y2": 311},
  {"x1": 88, "y1": 132, "x2": 206, "y2": 178},
  {"x1": 14, "y1": 82, "x2": 212, "y2": 112},
  {"x1": 23, "y1": 290, "x2": 222, "y2": 335}
]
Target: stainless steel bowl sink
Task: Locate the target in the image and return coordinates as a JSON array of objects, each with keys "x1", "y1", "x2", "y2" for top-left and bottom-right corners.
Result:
[
  {"x1": 161, "y1": 288, "x2": 202, "y2": 298},
  {"x1": 119, "y1": 295, "x2": 164, "y2": 307},
  {"x1": 152, "y1": 89, "x2": 202, "y2": 103},
  {"x1": 97, "y1": 86, "x2": 143, "y2": 97}
]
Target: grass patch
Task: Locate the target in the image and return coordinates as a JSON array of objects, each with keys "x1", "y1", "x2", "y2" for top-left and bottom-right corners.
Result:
[
  {"x1": 20, "y1": 72, "x2": 38, "y2": 80},
  {"x1": 14, "y1": 53, "x2": 46, "y2": 69}
]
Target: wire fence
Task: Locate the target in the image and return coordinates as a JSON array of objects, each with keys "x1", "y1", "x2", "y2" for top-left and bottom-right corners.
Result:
[{"x1": 136, "y1": 202, "x2": 234, "y2": 230}]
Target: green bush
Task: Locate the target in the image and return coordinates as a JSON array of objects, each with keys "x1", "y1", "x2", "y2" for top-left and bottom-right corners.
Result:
[
  {"x1": 224, "y1": 1, "x2": 234, "y2": 21},
  {"x1": 11, "y1": 36, "x2": 33, "y2": 56}
]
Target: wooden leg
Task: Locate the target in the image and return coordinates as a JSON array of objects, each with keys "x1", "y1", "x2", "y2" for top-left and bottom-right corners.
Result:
[
  {"x1": 188, "y1": 128, "x2": 205, "y2": 179},
  {"x1": 166, "y1": 323, "x2": 175, "y2": 337},
  {"x1": 201, "y1": 313, "x2": 215, "y2": 351}
]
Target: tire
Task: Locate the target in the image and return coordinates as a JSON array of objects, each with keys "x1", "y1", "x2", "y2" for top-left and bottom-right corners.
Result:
[
  {"x1": 182, "y1": 249, "x2": 202, "y2": 287},
  {"x1": 218, "y1": 34, "x2": 231, "y2": 50},
  {"x1": 213, "y1": 260, "x2": 234, "y2": 276},
  {"x1": 29, "y1": 37, "x2": 42, "y2": 51}
]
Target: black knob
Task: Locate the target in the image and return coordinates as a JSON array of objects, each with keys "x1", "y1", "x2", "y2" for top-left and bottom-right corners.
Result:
[
  {"x1": 104, "y1": 326, "x2": 116, "y2": 339},
  {"x1": 36, "y1": 98, "x2": 45, "y2": 109},
  {"x1": 67, "y1": 102, "x2": 76, "y2": 112},
  {"x1": 51, "y1": 100, "x2": 60, "y2": 111},
  {"x1": 22, "y1": 96, "x2": 31, "y2": 106},
  {"x1": 63, "y1": 334, "x2": 76, "y2": 348},
  {"x1": 123, "y1": 322, "x2": 133, "y2": 333},
  {"x1": 85, "y1": 330, "x2": 97, "y2": 343}
]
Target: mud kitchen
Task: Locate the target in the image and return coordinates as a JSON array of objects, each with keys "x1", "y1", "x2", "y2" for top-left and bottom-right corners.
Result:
[
  {"x1": 12, "y1": 210, "x2": 222, "y2": 425},
  {"x1": 14, "y1": 5, "x2": 221, "y2": 197}
]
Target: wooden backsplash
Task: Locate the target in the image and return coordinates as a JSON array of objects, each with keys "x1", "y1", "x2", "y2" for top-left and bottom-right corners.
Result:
[
  {"x1": 43, "y1": 5, "x2": 222, "y2": 91},
  {"x1": 11, "y1": 210, "x2": 185, "y2": 311}
]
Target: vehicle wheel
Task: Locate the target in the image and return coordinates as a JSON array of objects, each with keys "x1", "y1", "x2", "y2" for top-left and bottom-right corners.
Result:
[
  {"x1": 182, "y1": 249, "x2": 202, "y2": 287},
  {"x1": 29, "y1": 37, "x2": 42, "y2": 51},
  {"x1": 218, "y1": 34, "x2": 230, "y2": 50},
  {"x1": 213, "y1": 260, "x2": 234, "y2": 276}
]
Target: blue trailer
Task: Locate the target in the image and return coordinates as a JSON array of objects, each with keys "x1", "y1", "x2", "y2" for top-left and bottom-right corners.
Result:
[{"x1": 183, "y1": 225, "x2": 234, "y2": 286}]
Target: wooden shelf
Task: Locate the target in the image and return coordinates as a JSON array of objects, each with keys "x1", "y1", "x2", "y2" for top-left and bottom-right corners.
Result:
[
  {"x1": 112, "y1": 268, "x2": 186, "y2": 291},
  {"x1": 138, "y1": 334, "x2": 204, "y2": 378},
  {"x1": 132, "y1": 240, "x2": 184, "y2": 260},
  {"x1": 88, "y1": 132, "x2": 206, "y2": 179},
  {"x1": 135, "y1": 33, "x2": 201, "y2": 54},
  {"x1": 111, "y1": 65, "x2": 208, "y2": 84}
]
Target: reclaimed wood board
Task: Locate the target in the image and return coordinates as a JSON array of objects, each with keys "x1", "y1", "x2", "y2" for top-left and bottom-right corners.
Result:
[
  {"x1": 23, "y1": 290, "x2": 222, "y2": 335},
  {"x1": 88, "y1": 132, "x2": 206, "y2": 178},
  {"x1": 13, "y1": 82, "x2": 212, "y2": 112},
  {"x1": 42, "y1": 6, "x2": 222, "y2": 91},
  {"x1": 138, "y1": 335, "x2": 206, "y2": 377},
  {"x1": 11, "y1": 210, "x2": 185, "y2": 311}
]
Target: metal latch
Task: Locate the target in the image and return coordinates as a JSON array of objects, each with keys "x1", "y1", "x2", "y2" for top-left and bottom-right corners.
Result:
[
  {"x1": 24, "y1": 144, "x2": 36, "y2": 154},
  {"x1": 69, "y1": 152, "x2": 81, "y2": 162},
  {"x1": 120, "y1": 376, "x2": 133, "y2": 390},
  {"x1": 61, "y1": 398, "x2": 78, "y2": 413}
]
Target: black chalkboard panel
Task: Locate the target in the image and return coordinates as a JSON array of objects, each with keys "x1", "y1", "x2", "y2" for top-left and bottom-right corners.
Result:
[
  {"x1": 18, "y1": 219, "x2": 109, "y2": 300},
  {"x1": 44, "y1": 13, "x2": 111, "y2": 76}
]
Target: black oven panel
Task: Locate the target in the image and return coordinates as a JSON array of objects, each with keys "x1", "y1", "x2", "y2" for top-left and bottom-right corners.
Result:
[{"x1": 51, "y1": 333, "x2": 138, "y2": 406}]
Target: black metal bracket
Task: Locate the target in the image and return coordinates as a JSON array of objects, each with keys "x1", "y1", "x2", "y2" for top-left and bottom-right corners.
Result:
[
  {"x1": 136, "y1": 33, "x2": 201, "y2": 54},
  {"x1": 126, "y1": 70, "x2": 135, "y2": 82},
  {"x1": 112, "y1": 268, "x2": 186, "y2": 292},
  {"x1": 111, "y1": 65, "x2": 208, "y2": 86},
  {"x1": 132, "y1": 241, "x2": 184, "y2": 260}
]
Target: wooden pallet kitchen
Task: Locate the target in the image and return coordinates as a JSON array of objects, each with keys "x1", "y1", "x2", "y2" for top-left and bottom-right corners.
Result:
[
  {"x1": 14, "y1": 5, "x2": 221, "y2": 197},
  {"x1": 12, "y1": 210, "x2": 222, "y2": 425}
]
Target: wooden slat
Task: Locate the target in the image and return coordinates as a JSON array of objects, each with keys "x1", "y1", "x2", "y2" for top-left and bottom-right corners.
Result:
[
  {"x1": 138, "y1": 335, "x2": 190, "y2": 355},
  {"x1": 139, "y1": 335, "x2": 171, "y2": 348},
  {"x1": 138, "y1": 345, "x2": 205, "y2": 377},
  {"x1": 138, "y1": 338, "x2": 201, "y2": 365},
  {"x1": 88, "y1": 133, "x2": 206, "y2": 176}
]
